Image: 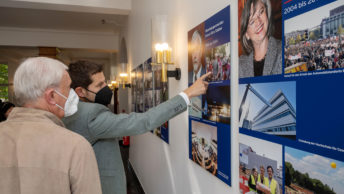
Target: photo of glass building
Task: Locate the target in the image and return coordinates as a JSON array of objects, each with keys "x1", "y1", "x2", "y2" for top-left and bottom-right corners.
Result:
[
  {"x1": 321, "y1": 5, "x2": 344, "y2": 38},
  {"x1": 251, "y1": 90, "x2": 296, "y2": 137},
  {"x1": 239, "y1": 82, "x2": 296, "y2": 139}
]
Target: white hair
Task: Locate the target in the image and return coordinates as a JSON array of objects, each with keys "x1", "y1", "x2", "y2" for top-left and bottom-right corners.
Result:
[
  {"x1": 14, "y1": 57, "x2": 68, "y2": 106},
  {"x1": 191, "y1": 30, "x2": 202, "y2": 45}
]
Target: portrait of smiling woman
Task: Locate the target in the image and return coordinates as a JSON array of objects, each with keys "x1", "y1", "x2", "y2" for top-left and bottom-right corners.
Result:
[{"x1": 239, "y1": 0, "x2": 282, "y2": 78}]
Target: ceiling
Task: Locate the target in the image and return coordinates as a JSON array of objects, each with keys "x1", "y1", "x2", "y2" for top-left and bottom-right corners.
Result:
[{"x1": 0, "y1": 6, "x2": 127, "y2": 34}]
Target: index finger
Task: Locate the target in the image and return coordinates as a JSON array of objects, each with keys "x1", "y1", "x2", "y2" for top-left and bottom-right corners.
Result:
[{"x1": 200, "y1": 72, "x2": 212, "y2": 80}]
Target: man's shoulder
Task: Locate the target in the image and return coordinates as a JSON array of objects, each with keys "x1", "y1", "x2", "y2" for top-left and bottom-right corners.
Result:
[
  {"x1": 239, "y1": 53, "x2": 251, "y2": 64},
  {"x1": 78, "y1": 101, "x2": 105, "y2": 109},
  {"x1": 53, "y1": 124, "x2": 95, "y2": 154},
  {"x1": 272, "y1": 178, "x2": 278, "y2": 184},
  {"x1": 201, "y1": 66, "x2": 206, "y2": 74},
  {"x1": 269, "y1": 37, "x2": 282, "y2": 52},
  {"x1": 8, "y1": 119, "x2": 90, "y2": 148},
  {"x1": 78, "y1": 101, "x2": 109, "y2": 113},
  {"x1": 63, "y1": 101, "x2": 110, "y2": 126},
  {"x1": 188, "y1": 71, "x2": 194, "y2": 84},
  {"x1": 239, "y1": 54, "x2": 253, "y2": 77},
  {"x1": 51, "y1": 122, "x2": 89, "y2": 142}
]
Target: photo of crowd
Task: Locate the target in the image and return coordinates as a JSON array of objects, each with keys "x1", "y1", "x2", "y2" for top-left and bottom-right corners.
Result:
[
  {"x1": 144, "y1": 63, "x2": 153, "y2": 111},
  {"x1": 284, "y1": 2, "x2": 344, "y2": 74},
  {"x1": 205, "y1": 43, "x2": 231, "y2": 81},
  {"x1": 131, "y1": 70, "x2": 136, "y2": 112},
  {"x1": 156, "y1": 83, "x2": 168, "y2": 105},
  {"x1": 239, "y1": 134, "x2": 282, "y2": 194},
  {"x1": 153, "y1": 65, "x2": 162, "y2": 89},
  {"x1": 144, "y1": 90, "x2": 153, "y2": 111},
  {"x1": 136, "y1": 65, "x2": 144, "y2": 112},
  {"x1": 155, "y1": 89, "x2": 161, "y2": 106},
  {"x1": 152, "y1": 78, "x2": 168, "y2": 141},
  {"x1": 191, "y1": 120, "x2": 218, "y2": 176},
  {"x1": 132, "y1": 60, "x2": 168, "y2": 142},
  {"x1": 144, "y1": 66, "x2": 153, "y2": 90}
]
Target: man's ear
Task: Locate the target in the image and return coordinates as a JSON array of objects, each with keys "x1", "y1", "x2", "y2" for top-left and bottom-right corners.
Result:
[
  {"x1": 44, "y1": 88, "x2": 57, "y2": 105},
  {"x1": 75, "y1": 87, "x2": 86, "y2": 98}
]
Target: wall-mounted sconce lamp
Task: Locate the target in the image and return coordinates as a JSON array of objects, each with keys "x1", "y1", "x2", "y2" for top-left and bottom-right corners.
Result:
[
  {"x1": 108, "y1": 80, "x2": 119, "y2": 90},
  {"x1": 119, "y1": 72, "x2": 131, "y2": 88},
  {"x1": 151, "y1": 15, "x2": 181, "y2": 82}
]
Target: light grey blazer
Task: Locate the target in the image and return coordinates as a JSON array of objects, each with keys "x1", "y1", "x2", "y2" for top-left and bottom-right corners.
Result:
[
  {"x1": 62, "y1": 95, "x2": 187, "y2": 194},
  {"x1": 239, "y1": 36, "x2": 282, "y2": 78}
]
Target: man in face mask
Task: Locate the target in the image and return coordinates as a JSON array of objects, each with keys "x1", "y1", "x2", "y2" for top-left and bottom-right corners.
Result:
[
  {"x1": 63, "y1": 60, "x2": 211, "y2": 194},
  {"x1": 68, "y1": 61, "x2": 112, "y2": 106},
  {"x1": 0, "y1": 57, "x2": 101, "y2": 194}
]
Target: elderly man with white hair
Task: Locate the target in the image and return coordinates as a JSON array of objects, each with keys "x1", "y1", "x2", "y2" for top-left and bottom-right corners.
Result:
[
  {"x1": 189, "y1": 29, "x2": 206, "y2": 84},
  {"x1": 0, "y1": 57, "x2": 102, "y2": 194}
]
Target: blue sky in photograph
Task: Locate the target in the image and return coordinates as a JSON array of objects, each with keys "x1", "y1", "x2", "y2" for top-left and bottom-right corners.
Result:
[
  {"x1": 239, "y1": 134, "x2": 283, "y2": 167},
  {"x1": 285, "y1": 146, "x2": 344, "y2": 193},
  {"x1": 239, "y1": 81, "x2": 296, "y2": 120},
  {"x1": 285, "y1": 0, "x2": 344, "y2": 34}
]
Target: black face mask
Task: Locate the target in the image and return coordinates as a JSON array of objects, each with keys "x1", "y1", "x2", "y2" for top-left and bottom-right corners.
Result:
[{"x1": 87, "y1": 86, "x2": 113, "y2": 106}]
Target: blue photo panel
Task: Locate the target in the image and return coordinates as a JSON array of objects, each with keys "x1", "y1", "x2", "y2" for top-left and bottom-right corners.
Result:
[
  {"x1": 188, "y1": 5, "x2": 231, "y2": 186},
  {"x1": 239, "y1": 1, "x2": 344, "y2": 193},
  {"x1": 189, "y1": 117, "x2": 231, "y2": 186}
]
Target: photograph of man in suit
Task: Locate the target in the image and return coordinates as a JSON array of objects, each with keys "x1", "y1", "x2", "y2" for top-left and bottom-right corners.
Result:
[
  {"x1": 188, "y1": 26, "x2": 206, "y2": 84},
  {"x1": 63, "y1": 60, "x2": 210, "y2": 194}
]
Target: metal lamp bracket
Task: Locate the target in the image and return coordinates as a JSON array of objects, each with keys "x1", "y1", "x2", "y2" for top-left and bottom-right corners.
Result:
[{"x1": 167, "y1": 68, "x2": 181, "y2": 80}]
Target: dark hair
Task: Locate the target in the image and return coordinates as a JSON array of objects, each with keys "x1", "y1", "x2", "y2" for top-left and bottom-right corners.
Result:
[
  {"x1": 267, "y1": 165, "x2": 274, "y2": 173},
  {"x1": 68, "y1": 60, "x2": 103, "y2": 89},
  {"x1": 240, "y1": 0, "x2": 273, "y2": 54},
  {"x1": 0, "y1": 100, "x2": 15, "y2": 121}
]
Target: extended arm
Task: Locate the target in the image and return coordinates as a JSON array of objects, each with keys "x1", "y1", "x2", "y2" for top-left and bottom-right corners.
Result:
[
  {"x1": 88, "y1": 72, "x2": 210, "y2": 139},
  {"x1": 88, "y1": 94, "x2": 187, "y2": 138}
]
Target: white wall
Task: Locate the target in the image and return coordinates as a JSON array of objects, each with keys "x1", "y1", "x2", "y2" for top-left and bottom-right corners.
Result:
[
  {"x1": 0, "y1": 0, "x2": 131, "y2": 14},
  {"x1": 0, "y1": 27, "x2": 119, "y2": 50},
  {"x1": 128, "y1": 0, "x2": 239, "y2": 193}
]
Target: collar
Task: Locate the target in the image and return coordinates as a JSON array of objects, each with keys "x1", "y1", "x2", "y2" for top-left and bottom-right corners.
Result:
[
  {"x1": 7, "y1": 107, "x2": 65, "y2": 127},
  {"x1": 194, "y1": 67, "x2": 202, "y2": 82},
  {"x1": 248, "y1": 37, "x2": 278, "y2": 76}
]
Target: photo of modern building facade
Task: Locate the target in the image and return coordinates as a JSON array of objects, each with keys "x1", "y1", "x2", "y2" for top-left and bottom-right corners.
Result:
[
  {"x1": 239, "y1": 134, "x2": 283, "y2": 194},
  {"x1": 239, "y1": 82, "x2": 296, "y2": 139},
  {"x1": 321, "y1": 5, "x2": 344, "y2": 38},
  {"x1": 251, "y1": 90, "x2": 296, "y2": 138}
]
